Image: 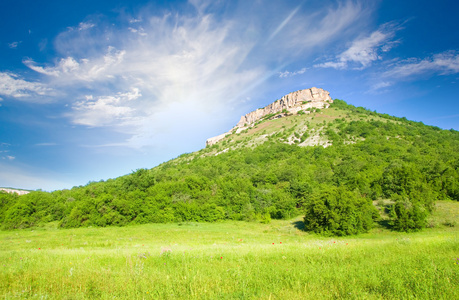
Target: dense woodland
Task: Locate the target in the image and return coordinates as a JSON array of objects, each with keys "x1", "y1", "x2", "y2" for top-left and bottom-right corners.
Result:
[{"x1": 1, "y1": 100, "x2": 458, "y2": 235}]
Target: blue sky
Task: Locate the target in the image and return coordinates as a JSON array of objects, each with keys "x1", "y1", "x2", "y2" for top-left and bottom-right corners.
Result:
[{"x1": 1, "y1": 0, "x2": 458, "y2": 191}]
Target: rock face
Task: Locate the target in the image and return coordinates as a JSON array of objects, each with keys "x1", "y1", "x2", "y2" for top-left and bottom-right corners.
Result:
[
  {"x1": 0, "y1": 188, "x2": 30, "y2": 195},
  {"x1": 236, "y1": 87, "x2": 332, "y2": 127},
  {"x1": 206, "y1": 87, "x2": 333, "y2": 146}
]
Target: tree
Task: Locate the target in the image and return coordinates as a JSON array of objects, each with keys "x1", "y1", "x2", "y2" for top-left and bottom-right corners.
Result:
[{"x1": 304, "y1": 186, "x2": 377, "y2": 236}]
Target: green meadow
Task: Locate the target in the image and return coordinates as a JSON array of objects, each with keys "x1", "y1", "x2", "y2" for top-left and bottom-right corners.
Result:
[{"x1": 1, "y1": 201, "x2": 458, "y2": 299}]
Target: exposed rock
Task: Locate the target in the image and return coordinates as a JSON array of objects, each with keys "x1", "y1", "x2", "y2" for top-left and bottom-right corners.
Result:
[
  {"x1": 206, "y1": 87, "x2": 333, "y2": 146},
  {"x1": 0, "y1": 188, "x2": 30, "y2": 195},
  {"x1": 205, "y1": 132, "x2": 231, "y2": 147},
  {"x1": 236, "y1": 87, "x2": 332, "y2": 127}
]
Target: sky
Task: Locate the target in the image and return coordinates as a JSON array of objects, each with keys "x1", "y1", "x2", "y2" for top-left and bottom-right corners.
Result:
[{"x1": 1, "y1": 0, "x2": 459, "y2": 191}]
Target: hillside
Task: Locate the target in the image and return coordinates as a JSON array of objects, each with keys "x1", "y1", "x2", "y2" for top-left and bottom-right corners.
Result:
[{"x1": 1, "y1": 88, "x2": 459, "y2": 235}]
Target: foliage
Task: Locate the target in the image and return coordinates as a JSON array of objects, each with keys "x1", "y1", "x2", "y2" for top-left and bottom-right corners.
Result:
[
  {"x1": 304, "y1": 186, "x2": 378, "y2": 236},
  {"x1": 1, "y1": 99, "x2": 459, "y2": 235},
  {"x1": 389, "y1": 194, "x2": 428, "y2": 232}
]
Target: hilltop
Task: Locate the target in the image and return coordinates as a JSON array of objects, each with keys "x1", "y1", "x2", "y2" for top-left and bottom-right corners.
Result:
[
  {"x1": 206, "y1": 87, "x2": 333, "y2": 146},
  {"x1": 1, "y1": 88, "x2": 458, "y2": 235}
]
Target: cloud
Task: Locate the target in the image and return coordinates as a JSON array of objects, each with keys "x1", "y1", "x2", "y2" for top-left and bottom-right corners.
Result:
[
  {"x1": 0, "y1": 72, "x2": 54, "y2": 99},
  {"x1": 371, "y1": 51, "x2": 459, "y2": 90},
  {"x1": 279, "y1": 68, "x2": 307, "y2": 78},
  {"x1": 77, "y1": 22, "x2": 95, "y2": 31},
  {"x1": 128, "y1": 27, "x2": 147, "y2": 36},
  {"x1": 8, "y1": 41, "x2": 21, "y2": 49},
  {"x1": 129, "y1": 18, "x2": 142, "y2": 24},
  {"x1": 383, "y1": 51, "x2": 459, "y2": 78},
  {"x1": 71, "y1": 88, "x2": 141, "y2": 127},
  {"x1": 315, "y1": 22, "x2": 401, "y2": 70},
  {"x1": 15, "y1": 0, "x2": 373, "y2": 148},
  {"x1": 0, "y1": 143, "x2": 14, "y2": 160},
  {"x1": 267, "y1": 5, "x2": 301, "y2": 42},
  {"x1": 23, "y1": 46, "x2": 126, "y2": 82},
  {"x1": 297, "y1": 1, "x2": 370, "y2": 50}
]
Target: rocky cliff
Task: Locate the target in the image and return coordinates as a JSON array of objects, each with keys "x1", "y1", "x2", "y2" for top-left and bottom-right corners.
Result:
[
  {"x1": 0, "y1": 188, "x2": 30, "y2": 195},
  {"x1": 206, "y1": 87, "x2": 333, "y2": 146}
]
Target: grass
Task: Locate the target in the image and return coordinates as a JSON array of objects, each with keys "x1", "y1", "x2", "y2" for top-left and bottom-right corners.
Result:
[{"x1": 1, "y1": 201, "x2": 458, "y2": 299}]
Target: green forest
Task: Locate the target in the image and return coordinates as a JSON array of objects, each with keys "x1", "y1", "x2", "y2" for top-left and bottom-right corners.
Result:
[{"x1": 1, "y1": 100, "x2": 458, "y2": 235}]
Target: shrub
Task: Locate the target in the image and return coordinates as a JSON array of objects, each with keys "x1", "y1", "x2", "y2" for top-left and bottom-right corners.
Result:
[
  {"x1": 389, "y1": 194, "x2": 428, "y2": 232},
  {"x1": 304, "y1": 186, "x2": 377, "y2": 236}
]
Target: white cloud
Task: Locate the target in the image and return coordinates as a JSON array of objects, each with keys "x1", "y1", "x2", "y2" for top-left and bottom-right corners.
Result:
[
  {"x1": 77, "y1": 22, "x2": 95, "y2": 31},
  {"x1": 129, "y1": 18, "x2": 142, "y2": 24},
  {"x1": 128, "y1": 27, "x2": 147, "y2": 36},
  {"x1": 24, "y1": 46, "x2": 125, "y2": 82},
  {"x1": 298, "y1": 1, "x2": 369, "y2": 50},
  {"x1": 372, "y1": 51, "x2": 459, "y2": 90},
  {"x1": 279, "y1": 68, "x2": 307, "y2": 78},
  {"x1": 268, "y1": 5, "x2": 301, "y2": 42},
  {"x1": 65, "y1": 22, "x2": 95, "y2": 32},
  {"x1": 383, "y1": 51, "x2": 459, "y2": 78},
  {"x1": 8, "y1": 41, "x2": 21, "y2": 49},
  {"x1": 15, "y1": 0, "x2": 374, "y2": 148},
  {"x1": 371, "y1": 81, "x2": 391, "y2": 90},
  {"x1": 0, "y1": 72, "x2": 54, "y2": 99},
  {"x1": 315, "y1": 22, "x2": 400, "y2": 70},
  {"x1": 71, "y1": 88, "x2": 141, "y2": 127}
]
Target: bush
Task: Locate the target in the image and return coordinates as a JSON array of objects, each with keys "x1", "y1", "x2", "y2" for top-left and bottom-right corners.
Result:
[
  {"x1": 304, "y1": 186, "x2": 377, "y2": 236},
  {"x1": 389, "y1": 194, "x2": 428, "y2": 232}
]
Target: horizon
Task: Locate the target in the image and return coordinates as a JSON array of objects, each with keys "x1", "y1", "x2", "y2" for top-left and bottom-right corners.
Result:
[{"x1": 1, "y1": 0, "x2": 459, "y2": 191}]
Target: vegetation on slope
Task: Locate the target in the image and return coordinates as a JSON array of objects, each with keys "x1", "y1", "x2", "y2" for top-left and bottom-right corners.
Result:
[{"x1": 1, "y1": 100, "x2": 458, "y2": 235}]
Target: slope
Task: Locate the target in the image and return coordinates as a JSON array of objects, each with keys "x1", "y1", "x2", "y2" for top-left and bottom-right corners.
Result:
[{"x1": 1, "y1": 91, "x2": 459, "y2": 235}]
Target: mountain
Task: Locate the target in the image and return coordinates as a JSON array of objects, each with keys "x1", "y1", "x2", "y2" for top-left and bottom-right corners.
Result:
[
  {"x1": 1, "y1": 88, "x2": 459, "y2": 235},
  {"x1": 206, "y1": 87, "x2": 333, "y2": 146}
]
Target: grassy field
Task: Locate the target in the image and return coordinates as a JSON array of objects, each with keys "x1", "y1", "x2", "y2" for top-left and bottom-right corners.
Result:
[{"x1": 1, "y1": 201, "x2": 458, "y2": 299}]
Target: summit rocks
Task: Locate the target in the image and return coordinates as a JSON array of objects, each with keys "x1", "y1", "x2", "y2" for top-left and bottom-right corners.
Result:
[{"x1": 206, "y1": 87, "x2": 333, "y2": 146}]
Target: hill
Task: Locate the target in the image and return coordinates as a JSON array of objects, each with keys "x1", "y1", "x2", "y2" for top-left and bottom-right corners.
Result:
[{"x1": 1, "y1": 88, "x2": 458, "y2": 235}]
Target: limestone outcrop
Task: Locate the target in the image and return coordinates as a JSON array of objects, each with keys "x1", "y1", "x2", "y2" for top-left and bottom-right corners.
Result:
[
  {"x1": 236, "y1": 87, "x2": 332, "y2": 127},
  {"x1": 206, "y1": 87, "x2": 333, "y2": 146},
  {"x1": 0, "y1": 188, "x2": 30, "y2": 195}
]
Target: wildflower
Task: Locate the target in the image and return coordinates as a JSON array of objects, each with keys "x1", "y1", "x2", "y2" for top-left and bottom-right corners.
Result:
[
  {"x1": 272, "y1": 243, "x2": 274, "y2": 245},
  {"x1": 280, "y1": 242, "x2": 282, "y2": 244},
  {"x1": 220, "y1": 257, "x2": 223, "y2": 259}
]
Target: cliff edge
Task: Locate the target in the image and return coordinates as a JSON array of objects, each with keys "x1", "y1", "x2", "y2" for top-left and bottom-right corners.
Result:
[{"x1": 206, "y1": 87, "x2": 333, "y2": 146}]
